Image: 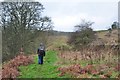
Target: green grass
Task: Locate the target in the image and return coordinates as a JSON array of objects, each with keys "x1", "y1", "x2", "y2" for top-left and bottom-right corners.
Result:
[
  {"x1": 18, "y1": 50, "x2": 119, "y2": 78},
  {"x1": 18, "y1": 51, "x2": 62, "y2": 78}
]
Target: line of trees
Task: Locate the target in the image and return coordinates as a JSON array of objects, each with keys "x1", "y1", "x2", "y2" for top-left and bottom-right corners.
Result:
[{"x1": 0, "y1": 2, "x2": 53, "y2": 62}]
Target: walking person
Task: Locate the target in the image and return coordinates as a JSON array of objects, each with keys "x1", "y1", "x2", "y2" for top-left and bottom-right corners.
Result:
[{"x1": 37, "y1": 43, "x2": 45, "y2": 64}]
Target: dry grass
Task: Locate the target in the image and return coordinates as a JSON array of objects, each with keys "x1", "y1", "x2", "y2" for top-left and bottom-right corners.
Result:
[
  {"x1": 57, "y1": 45, "x2": 119, "y2": 78},
  {"x1": 58, "y1": 46, "x2": 118, "y2": 63},
  {"x1": 47, "y1": 35, "x2": 69, "y2": 50},
  {"x1": 58, "y1": 63, "x2": 118, "y2": 78},
  {"x1": 2, "y1": 53, "x2": 34, "y2": 78},
  {"x1": 96, "y1": 29, "x2": 118, "y2": 45}
]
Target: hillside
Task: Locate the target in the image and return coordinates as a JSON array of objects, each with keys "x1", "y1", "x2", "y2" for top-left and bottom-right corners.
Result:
[
  {"x1": 95, "y1": 29, "x2": 118, "y2": 45},
  {"x1": 1, "y1": 1, "x2": 119, "y2": 79},
  {"x1": 1, "y1": 29, "x2": 120, "y2": 78}
]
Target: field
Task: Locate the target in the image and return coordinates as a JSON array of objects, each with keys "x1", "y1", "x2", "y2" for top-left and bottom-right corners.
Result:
[{"x1": 1, "y1": 29, "x2": 120, "y2": 78}]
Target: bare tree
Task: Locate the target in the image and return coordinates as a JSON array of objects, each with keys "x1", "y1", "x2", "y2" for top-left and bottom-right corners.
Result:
[{"x1": 0, "y1": 2, "x2": 53, "y2": 62}]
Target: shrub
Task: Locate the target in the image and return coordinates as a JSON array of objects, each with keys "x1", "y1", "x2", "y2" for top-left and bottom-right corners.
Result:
[{"x1": 68, "y1": 20, "x2": 96, "y2": 50}]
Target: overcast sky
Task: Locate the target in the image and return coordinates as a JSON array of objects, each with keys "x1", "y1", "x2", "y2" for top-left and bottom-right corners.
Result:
[
  {"x1": 38, "y1": 0, "x2": 119, "y2": 32},
  {"x1": 1, "y1": 0, "x2": 119, "y2": 32}
]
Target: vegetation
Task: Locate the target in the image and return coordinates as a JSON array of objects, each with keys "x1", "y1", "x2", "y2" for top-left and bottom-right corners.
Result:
[
  {"x1": 1, "y1": 2, "x2": 53, "y2": 62},
  {"x1": 1, "y1": 29, "x2": 119, "y2": 78},
  {"x1": 18, "y1": 51, "x2": 61, "y2": 78},
  {"x1": 2, "y1": 53, "x2": 33, "y2": 78},
  {"x1": 111, "y1": 22, "x2": 119, "y2": 29},
  {"x1": 1, "y1": 1, "x2": 119, "y2": 79},
  {"x1": 68, "y1": 20, "x2": 96, "y2": 50}
]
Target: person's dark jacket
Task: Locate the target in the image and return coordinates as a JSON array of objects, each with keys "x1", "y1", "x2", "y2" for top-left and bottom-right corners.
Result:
[
  {"x1": 37, "y1": 49, "x2": 45, "y2": 56},
  {"x1": 37, "y1": 43, "x2": 45, "y2": 56}
]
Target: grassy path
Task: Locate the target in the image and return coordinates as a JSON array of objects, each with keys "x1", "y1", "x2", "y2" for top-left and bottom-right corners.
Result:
[{"x1": 18, "y1": 51, "x2": 61, "y2": 78}]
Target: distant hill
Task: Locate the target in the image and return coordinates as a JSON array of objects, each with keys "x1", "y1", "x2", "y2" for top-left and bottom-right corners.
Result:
[
  {"x1": 51, "y1": 30, "x2": 72, "y2": 37},
  {"x1": 49, "y1": 29, "x2": 119, "y2": 48}
]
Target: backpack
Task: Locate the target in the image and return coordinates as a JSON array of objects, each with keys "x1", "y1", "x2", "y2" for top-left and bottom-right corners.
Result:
[{"x1": 38, "y1": 49, "x2": 45, "y2": 56}]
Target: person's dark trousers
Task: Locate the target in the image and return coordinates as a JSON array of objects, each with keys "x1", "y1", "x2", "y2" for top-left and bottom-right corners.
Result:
[{"x1": 38, "y1": 55, "x2": 43, "y2": 64}]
